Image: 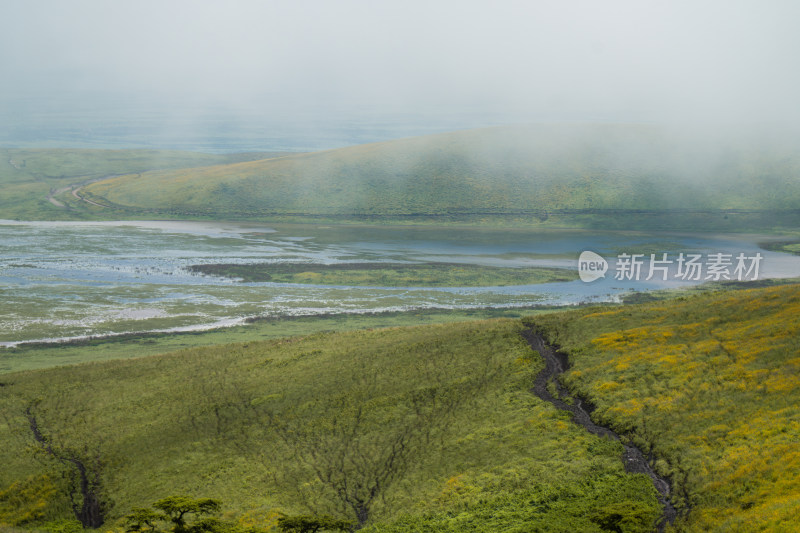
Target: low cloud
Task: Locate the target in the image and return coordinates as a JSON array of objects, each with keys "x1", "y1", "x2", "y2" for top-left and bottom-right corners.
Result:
[{"x1": 2, "y1": 0, "x2": 799, "y2": 149}]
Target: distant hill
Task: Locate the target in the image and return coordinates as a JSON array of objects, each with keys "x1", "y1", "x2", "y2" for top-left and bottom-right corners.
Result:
[
  {"x1": 0, "y1": 148, "x2": 285, "y2": 220},
  {"x1": 74, "y1": 123, "x2": 800, "y2": 229}
]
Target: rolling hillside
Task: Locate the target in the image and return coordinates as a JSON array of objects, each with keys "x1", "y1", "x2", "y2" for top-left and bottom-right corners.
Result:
[
  {"x1": 0, "y1": 149, "x2": 284, "y2": 220},
  {"x1": 1, "y1": 284, "x2": 799, "y2": 531},
  {"x1": 82, "y1": 124, "x2": 800, "y2": 229},
  {"x1": 529, "y1": 283, "x2": 800, "y2": 531},
  {"x1": 0, "y1": 320, "x2": 661, "y2": 532}
]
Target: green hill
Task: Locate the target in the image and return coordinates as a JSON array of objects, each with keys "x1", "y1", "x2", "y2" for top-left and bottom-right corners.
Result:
[
  {"x1": 2, "y1": 284, "x2": 800, "y2": 531},
  {"x1": 82, "y1": 124, "x2": 800, "y2": 229},
  {"x1": 0, "y1": 320, "x2": 660, "y2": 532},
  {"x1": 529, "y1": 283, "x2": 800, "y2": 531},
  {"x1": 0, "y1": 149, "x2": 284, "y2": 220}
]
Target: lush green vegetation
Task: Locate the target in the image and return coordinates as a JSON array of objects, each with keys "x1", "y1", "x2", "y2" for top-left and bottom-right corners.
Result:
[
  {"x1": 3, "y1": 283, "x2": 800, "y2": 531},
  {"x1": 82, "y1": 125, "x2": 800, "y2": 230},
  {"x1": 188, "y1": 262, "x2": 576, "y2": 287},
  {"x1": 0, "y1": 320, "x2": 660, "y2": 532},
  {"x1": 0, "y1": 307, "x2": 547, "y2": 374},
  {"x1": 528, "y1": 283, "x2": 800, "y2": 531},
  {"x1": 2, "y1": 119, "x2": 798, "y2": 533},
  {"x1": 0, "y1": 149, "x2": 283, "y2": 220}
]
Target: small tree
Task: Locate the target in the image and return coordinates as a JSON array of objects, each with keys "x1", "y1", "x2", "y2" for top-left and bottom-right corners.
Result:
[
  {"x1": 152, "y1": 496, "x2": 222, "y2": 533},
  {"x1": 124, "y1": 496, "x2": 223, "y2": 533},
  {"x1": 123, "y1": 507, "x2": 162, "y2": 532}
]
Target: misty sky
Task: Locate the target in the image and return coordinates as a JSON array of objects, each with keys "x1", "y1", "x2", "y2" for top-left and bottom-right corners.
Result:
[{"x1": 2, "y1": 0, "x2": 799, "y2": 150}]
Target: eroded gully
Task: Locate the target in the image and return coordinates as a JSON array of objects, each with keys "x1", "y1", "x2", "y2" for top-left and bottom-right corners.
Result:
[{"x1": 521, "y1": 328, "x2": 678, "y2": 531}]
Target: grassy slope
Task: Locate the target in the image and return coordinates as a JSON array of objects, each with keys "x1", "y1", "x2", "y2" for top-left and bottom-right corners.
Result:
[
  {"x1": 0, "y1": 307, "x2": 543, "y2": 374},
  {"x1": 2, "y1": 285, "x2": 799, "y2": 531},
  {"x1": 0, "y1": 320, "x2": 659, "y2": 532},
  {"x1": 84, "y1": 124, "x2": 800, "y2": 229},
  {"x1": 528, "y1": 283, "x2": 800, "y2": 532},
  {"x1": 0, "y1": 149, "x2": 284, "y2": 220}
]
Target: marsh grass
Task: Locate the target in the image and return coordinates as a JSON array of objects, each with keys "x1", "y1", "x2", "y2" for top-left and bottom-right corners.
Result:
[{"x1": 187, "y1": 262, "x2": 576, "y2": 287}]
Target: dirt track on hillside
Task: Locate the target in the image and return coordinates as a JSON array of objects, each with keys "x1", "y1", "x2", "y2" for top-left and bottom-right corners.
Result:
[{"x1": 45, "y1": 176, "x2": 118, "y2": 209}]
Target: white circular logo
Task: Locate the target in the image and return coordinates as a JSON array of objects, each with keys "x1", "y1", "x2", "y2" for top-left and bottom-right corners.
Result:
[{"x1": 578, "y1": 251, "x2": 608, "y2": 282}]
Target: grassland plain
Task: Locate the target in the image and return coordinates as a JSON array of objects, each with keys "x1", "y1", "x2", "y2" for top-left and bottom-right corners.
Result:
[
  {"x1": 0, "y1": 307, "x2": 546, "y2": 374},
  {"x1": 82, "y1": 124, "x2": 800, "y2": 230},
  {"x1": 2, "y1": 279, "x2": 793, "y2": 375},
  {"x1": 0, "y1": 320, "x2": 660, "y2": 532},
  {"x1": 528, "y1": 283, "x2": 800, "y2": 532},
  {"x1": 0, "y1": 149, "x2": 284, "y2": 220}
]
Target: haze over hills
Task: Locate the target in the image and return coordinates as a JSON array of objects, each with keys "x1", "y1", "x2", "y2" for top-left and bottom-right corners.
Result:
[
  {"x1": 0, "y1": 149, "x2": 284, "y2": 221},
  {"x1": 3, "y1": 2, "x2": 800, "y2": 532},
  {"x1": 80, "y1": 124, "x2": 800, "y2": 229}
]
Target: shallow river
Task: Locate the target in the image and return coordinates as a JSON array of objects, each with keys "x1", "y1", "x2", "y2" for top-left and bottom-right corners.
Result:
[{"x1": 1, "y1": 221, "x2": 798, "y2": 345}]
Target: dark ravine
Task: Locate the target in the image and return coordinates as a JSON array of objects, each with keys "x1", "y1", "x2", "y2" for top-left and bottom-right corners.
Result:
[
  {"x1": 24, "y1": 405, "x2": 105, "y2": 528},
  {"x1": 521, "y1": 328, "x2": 678, "y2": 531}
]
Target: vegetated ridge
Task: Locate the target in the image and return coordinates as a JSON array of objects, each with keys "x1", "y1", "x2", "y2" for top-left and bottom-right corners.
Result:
[
  {"x1": 82, "y1": 124, "x2": 800, "y2": 229},
  {"x1": 0, "y1": 148, "x2": 286, "y2": 220}
]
